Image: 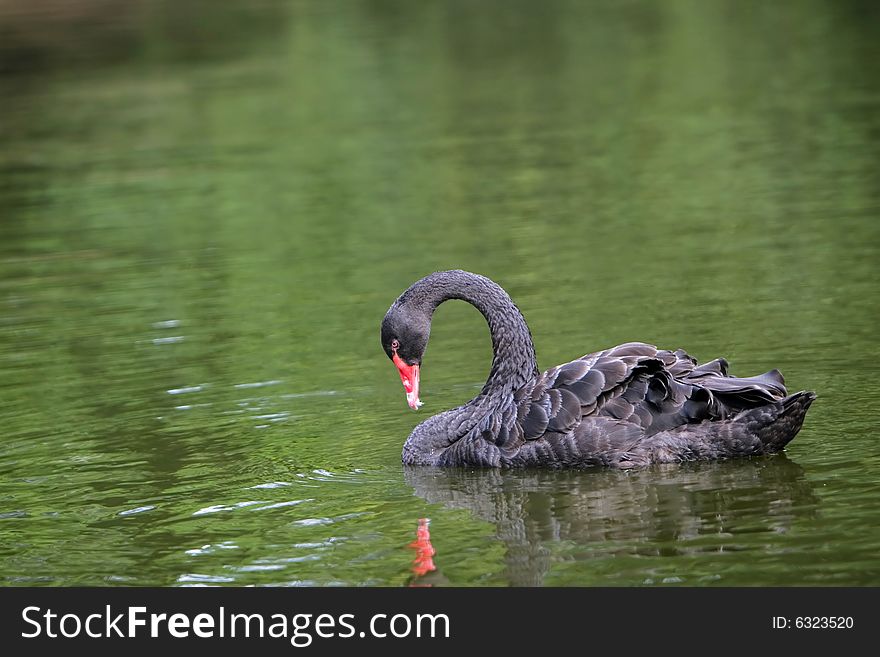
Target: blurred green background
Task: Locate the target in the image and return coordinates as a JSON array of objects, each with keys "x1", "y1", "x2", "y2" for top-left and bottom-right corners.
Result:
[{"x1": 0, "y1": 0, "x2": 878, "y2": 585}]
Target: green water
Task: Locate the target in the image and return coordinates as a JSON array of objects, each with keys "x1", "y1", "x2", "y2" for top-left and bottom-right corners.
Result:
[{"x1": 1, "y1": 0, "x2": 878, "y2": 586}]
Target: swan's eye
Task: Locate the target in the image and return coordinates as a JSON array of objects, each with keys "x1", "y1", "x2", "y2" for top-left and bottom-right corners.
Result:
[{"x1": 390, "y1": 339, "x2": 400, "y2": 352}]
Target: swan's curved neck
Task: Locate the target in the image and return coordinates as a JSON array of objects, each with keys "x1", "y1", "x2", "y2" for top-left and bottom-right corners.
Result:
[{"x1": 401, "y1": 271, "x2": 539, "y2": 396}]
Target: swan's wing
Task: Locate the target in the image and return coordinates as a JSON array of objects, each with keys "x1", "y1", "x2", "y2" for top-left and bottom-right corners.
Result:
[
  {"x1": 515, "y1": 342, "x2": 672, "y2": 438},
  {"x1": 515, "y1": 341, "x2": 788, "y2": 440}
]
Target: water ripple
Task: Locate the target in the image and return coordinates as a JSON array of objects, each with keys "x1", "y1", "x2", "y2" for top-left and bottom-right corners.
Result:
[
  {"x1": 248, "y1": 481, "x2": 291, "y2": 490},
  {"x1": 252, "y1": 500, "x2": 312, "y2": 511},
  {"x1": 234, "y1": 380, "x2": 282, "y2": 389},
  {"x1": 185, "y1": 541, "x2": 239, "y2": 556},
  {"x1": 192, "y1": 500, "x2": 268, "y2": 516},
  {"x1": 118, "y1": 505, "x2": 156, "y2": 516},
  {"x1": 292, "y1": 512, "x2": 367, "y2": 527},
  {"x1": 177, "y1": 573, "x2": 236, "y2": 585},
  {"x1": 152, "y1": 336, "x2": 184, "y2": 345},
  {"x1": 152, "y1": 320, "x2": 181, "y2": 329},
  {"x1": 167, "y1": 385, "x2": 205, "y2": 395}
]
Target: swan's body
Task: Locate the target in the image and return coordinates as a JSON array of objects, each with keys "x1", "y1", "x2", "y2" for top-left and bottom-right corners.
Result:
[{"x1": 381, "y1": 271, "x2": 815, "y2": 468}]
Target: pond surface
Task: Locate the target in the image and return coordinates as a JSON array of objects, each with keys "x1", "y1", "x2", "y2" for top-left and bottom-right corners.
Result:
[{"x1": 1, "y1": 0, "x2": 878, "y2": 586}]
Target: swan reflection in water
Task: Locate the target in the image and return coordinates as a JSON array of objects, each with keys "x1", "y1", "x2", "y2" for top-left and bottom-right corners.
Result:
[{"x1": 405, "y1": 455, "x2": 817, "y2": 586}]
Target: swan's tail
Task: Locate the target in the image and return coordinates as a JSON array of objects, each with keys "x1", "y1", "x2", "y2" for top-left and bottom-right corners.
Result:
[{"x1": 742, "y1": 390, "x2": 817, "y2": 453}]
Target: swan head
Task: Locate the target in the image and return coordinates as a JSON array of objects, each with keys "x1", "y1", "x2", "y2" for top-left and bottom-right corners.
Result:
[{"x1": 381, "y1": 302, "x2": 431, "y2": 410}]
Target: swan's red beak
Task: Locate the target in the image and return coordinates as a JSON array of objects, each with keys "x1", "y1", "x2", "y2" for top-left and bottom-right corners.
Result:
[{"x1": 392, "y1": 352, "x2": 422, "y2": 410}]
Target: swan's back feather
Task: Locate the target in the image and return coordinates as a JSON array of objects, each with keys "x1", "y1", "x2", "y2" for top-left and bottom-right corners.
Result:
[{"x1": 505, "y1": 342, "x2": 800, "y2": 466}]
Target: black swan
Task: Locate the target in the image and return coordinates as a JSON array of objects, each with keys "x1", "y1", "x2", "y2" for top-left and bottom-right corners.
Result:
[{"x1": 380, "y1": 270, "x2": 816, "y2": 468}]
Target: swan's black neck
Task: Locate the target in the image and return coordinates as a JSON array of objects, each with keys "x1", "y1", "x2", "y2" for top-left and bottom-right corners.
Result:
[{"x1": 396, "y1": 270, "x2": 539, "y2": 397}]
